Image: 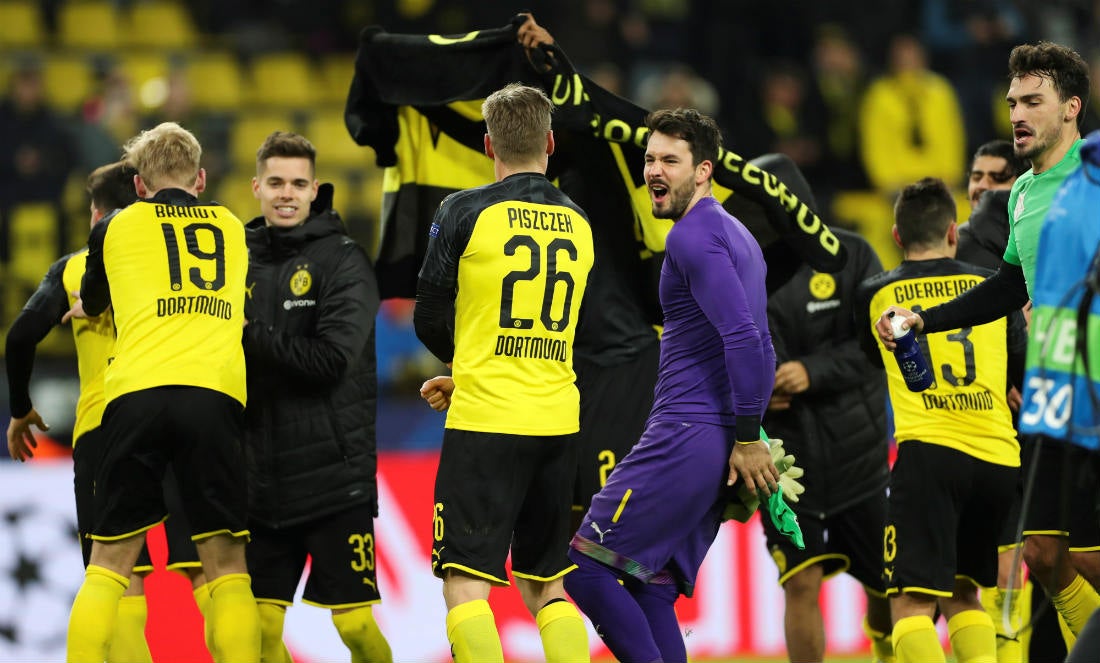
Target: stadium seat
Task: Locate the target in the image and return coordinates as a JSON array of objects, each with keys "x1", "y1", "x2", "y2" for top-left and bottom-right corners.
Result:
[
  {"x1": 228, "y1": 112, "x2": 298, "y2": 168},
  {"x1": 318, "y1": 54, "x2": 356, "y2": 105},
  {"x1": 124, "y1": 1, "x2": 199, "y2": 50},
  {"x1": 210, "y1": 171, "x2": 259, "y2": 223},
  {"x1": 246, "y1": 52, "x2": 314, "y2": 109},
  {"x1": 56, "y1": 0, "x2": 122, "y2": 50},
  {"x1": 0, "y1": 0, "x2": 46, "y2": 49},
  {"x1": 830, "y1": 190, "x2": 901, "y2": 269},
  {"x1": 8, "y1": 202, "x2": 59, "y2": 284},
  {"x1": 115, "y1": 52, "x2": 173, "y2": 111},
  {"x1": 41, "y1": 54, "x2": 95, "y2": 113},
  {"x1": 185, "y1": 53, "x2": 245, "y2": 113},
  {"x1": 304, "y1": 110, "x2": 367, "y2": 169}
]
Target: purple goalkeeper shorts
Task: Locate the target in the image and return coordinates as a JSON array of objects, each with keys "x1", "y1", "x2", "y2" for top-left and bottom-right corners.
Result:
[{"x1": 570, "y1": 418, "x2": 730, "y2": 597}]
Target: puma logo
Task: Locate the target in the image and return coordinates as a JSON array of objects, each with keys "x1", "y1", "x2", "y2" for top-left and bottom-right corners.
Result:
[
  {"x1": 590, "y1": 521, "x2": 612, "y2": 543},
  {"x1": 244, "y1": 282, "x2": 255, "y2": 299}
]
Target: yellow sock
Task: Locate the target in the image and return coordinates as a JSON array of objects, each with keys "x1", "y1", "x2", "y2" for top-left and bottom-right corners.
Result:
[
  {"x1": 863, "y1": 616, "x2": 896, "y2": 663},
  {"x1": 67, "y1": 565, "x2": 129, "y2": 663},
  {"x1": 206, "y1": 573, "x2": 260, "y2": 663},
  {"x1": 446, "y1": 599, "x2": 503, "y2": 663},
  {"x1": 332, "y1": 605, "x2": 393, "y2": 663},
  {"x1": 535, "y1": 600, "x2": 589, "y2": 663},
  {"x1": 893, "y1": 615, "x2": 946, "y2": 663},
  {"x1": 107, "y1": 595, "x2": 152, "y2": 663},
  {"x1": 979, "y1": 586, "x2": 1024, "y2": 663},
  {"x1": 1056, "y1": 611, "x2": 1076, "y2": 650},
  {"x1": 192, "y1": 583, "x2": 214, "y2": 655},
  {"x1": 257, "y1": 602, "x2": 293, "y2": 663},
  {"x1": 947, "y1": 609, "x2": 997, "y2": 663},
  {"x1": 1052, "y1": 573, "x2": 1100, "y2": 640},
  {"x1": 1017, "y1": 579, "x2": 1032, "y2": 658}
]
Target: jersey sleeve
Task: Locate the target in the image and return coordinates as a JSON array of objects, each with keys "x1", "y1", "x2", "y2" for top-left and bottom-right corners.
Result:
[
  {"x1": 80, "y1": 215, "x2": 115, "y2": 316},
  {"x1": 671, "y1": 226, "x2": 768, "y2": 440},
  {"x1": 417, "y1": 194, "x2": 472, "y2": 289}
]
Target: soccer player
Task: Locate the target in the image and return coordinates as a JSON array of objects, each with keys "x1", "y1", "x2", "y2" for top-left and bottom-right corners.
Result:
[
  {"x1": 65, "y1": 122, "x2": 260, "y2": 663},
  {"x1": 241, "y1": 131, "x2": 391, "y2": 663},
  {"x1": 6, "y1": 161, "x2": 217, "y2": 663},
  {"x1": 874, "y1": 42, "x2": 1100, "y2": 645},
  {"x1": 414, "y1": 83, "x2": 593, "y2": 663},
  {"x1": 957, "y1": 138, "x2": 1036, "y2": 663},
  {"x1": 562, "y1": 108, "x2": 778, "y2": 662},
  {"x1": 757, "y1": 152, "x2": 892, "y2": 663},
  {"x1": 856, "y1": 177, "x2": 1028, "y2": 662}
]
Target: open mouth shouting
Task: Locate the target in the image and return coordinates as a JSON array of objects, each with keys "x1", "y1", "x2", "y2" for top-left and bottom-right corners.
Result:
[{"x1": 649, "y1": 181, "x2": 669, "y2": 206}]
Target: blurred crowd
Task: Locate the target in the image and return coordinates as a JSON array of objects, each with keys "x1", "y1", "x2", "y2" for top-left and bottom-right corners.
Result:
[{"x1": 4, "y1": 0, "x2": 1100, "y2": 406}]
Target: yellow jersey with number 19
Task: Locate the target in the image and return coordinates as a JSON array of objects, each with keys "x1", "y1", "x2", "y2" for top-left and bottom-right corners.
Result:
[
  {"x1": 420, "y1": 173, "x2": 594, "y2": 435},
  {"x1": 87, "y1": 189, "x2": 247, "y2": 407}
]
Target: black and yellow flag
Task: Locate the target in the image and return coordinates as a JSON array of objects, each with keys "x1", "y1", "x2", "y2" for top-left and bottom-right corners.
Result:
[{"x1": 345, "y1": 14, "x2": 846, "y2": 362}]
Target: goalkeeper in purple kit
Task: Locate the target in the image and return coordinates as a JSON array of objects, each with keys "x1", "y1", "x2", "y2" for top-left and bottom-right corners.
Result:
[{"x1": 564, "y1": 108, "x2": 779, "y2": 662}]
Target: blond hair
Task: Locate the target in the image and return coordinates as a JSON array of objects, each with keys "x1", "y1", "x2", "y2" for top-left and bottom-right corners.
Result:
[
  {"x1": 123, "y1": 122, "x2": 202, "y2": 191},
  {"x1": 481, "y1": 83, "x2": 553, "y2": 165}
]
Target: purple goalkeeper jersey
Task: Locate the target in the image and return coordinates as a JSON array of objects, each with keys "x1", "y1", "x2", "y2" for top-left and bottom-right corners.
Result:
[{"x1": 650, "y1": 197, "x2": 774, "y2": 433}]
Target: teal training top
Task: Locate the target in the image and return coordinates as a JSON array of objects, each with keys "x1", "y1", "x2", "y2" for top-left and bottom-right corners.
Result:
[{"x1": 1004, "y1": 139, "x2": 1083, "y2": 295}]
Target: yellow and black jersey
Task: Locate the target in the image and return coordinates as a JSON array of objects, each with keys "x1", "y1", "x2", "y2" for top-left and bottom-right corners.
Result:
[
  {"x1": 419, "y1": 172, "x2": 594, "y2": 435},
  {"x1": 855, "y1": 258, "x2": 1027, "y2": 466},
  {"x1": 63, "y1": 250, "x2": 116, "y2": 440},
  {"x1": 82, "y1": 188, "x2": 248, "y2": 407}
]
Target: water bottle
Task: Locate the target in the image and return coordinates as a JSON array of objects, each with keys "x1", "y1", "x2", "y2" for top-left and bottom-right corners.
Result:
[{"x1": 889, "y1": 312, "x2": 933, "y2": 392}]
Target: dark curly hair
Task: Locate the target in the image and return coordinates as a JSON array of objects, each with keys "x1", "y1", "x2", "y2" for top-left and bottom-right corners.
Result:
[{"x1": 1008, "y1": 41, "x2": 1090, "y2": 125}]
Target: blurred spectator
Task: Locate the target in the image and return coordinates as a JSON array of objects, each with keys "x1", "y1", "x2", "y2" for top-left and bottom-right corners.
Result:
[
  {"x1": 736, "y1": 59, "x2": 825, "y2": 180},
  {"x1": 0, "y1": 59, "x2": 77, "y2": 263},
  {"x1": 921, "y1": 0, "x2": 1025, "y2": 156},
  {"x1": 73, "y1": 63, "x2": 138, "y2": 173},
  {"x1": 138, "y1": 66, "x2": 231, "y2": 183},
  {"x1": 635, "y1": 64, "x2": 719, "y2": 116},
  {"x1": 858, "y1": 33, "x2": 967, "y2": 193},
  {"x1": 810, "y1": 24, "x2": 870, "y2": 194}
]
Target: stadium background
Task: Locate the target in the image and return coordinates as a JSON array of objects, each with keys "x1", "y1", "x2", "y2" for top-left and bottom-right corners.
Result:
[{"x1": 2, "y1": 0, "x2": 1098, "y2": 659}]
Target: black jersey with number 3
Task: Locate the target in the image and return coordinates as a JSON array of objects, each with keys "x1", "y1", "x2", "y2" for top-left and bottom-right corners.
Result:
[{"x1": 419, "y1": 172, "x2": 594, "y2": 435}]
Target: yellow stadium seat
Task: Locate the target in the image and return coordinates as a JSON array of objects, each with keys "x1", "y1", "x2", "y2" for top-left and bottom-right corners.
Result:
[
  {"x1": 304, "y1": 110, "x2": 368, "y2": 169},
  {"x1": 318, "y1": 54, "x2": 355, "y2": 105},
  {"x1": 185, "y1": 53, "x2": 245, "y2": 113},
  {"x1": 42, "y1": 54, "x2": 95, "y2": 112},
  {"x1": 0, "y1": 0, "x2": 46, "y2": 48},
  {"x1": 8, "y1": 202, "x2": 59, "y2": 284},
  {"x1": 57, "y1": 0, "x2": 122, "y2": 50},
  {"x1": 246, "y1": 52, "x2": 314, "y2": 109},
  {"x1": 115, "y1": 52, "x2": 173, "y2": 111},
  {"x1": 831, "y1": 190, "x2": 901, "y2": 269},
  {"x1": 211, "y1": 171, "x2": 260, "y2": 223},
  {"x1": 228, "y1": 112, "x2": 298, "y2": 168},
  {"x1": 124, "y1": 1, "x2": 198, "y2": 50}
]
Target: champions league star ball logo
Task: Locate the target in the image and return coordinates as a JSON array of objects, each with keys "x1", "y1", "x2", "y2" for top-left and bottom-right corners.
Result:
[{"x1": 0, "y1": 499, "x2": 83, "y2": 660}]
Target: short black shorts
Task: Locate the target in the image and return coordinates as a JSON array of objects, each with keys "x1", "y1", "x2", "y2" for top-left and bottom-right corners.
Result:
[
  {"x1": 885, "y1": 441, "x2": 1017, "y2": 595},
  {"x1": 91, "y1": 386, "x2": 248, "y2": 543},
  {"x1": 1020, "y1": 436, "x2": 1100, "y2": 551},
  {"x1": 433, "y1": 428, "x2": 576, "y2": 585},
  {"x1": 248, "y1": 503, "x2": 382, "y2": 608},
  {"x1": 74, "y1": 429, "x2": 199, "y2": 572},
  {"x1": 572, "y1": 343, "x2": 659, "y2": 513},
  {"x1": 762, "y1": 490, "x2": 888, "y2": 594}
]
